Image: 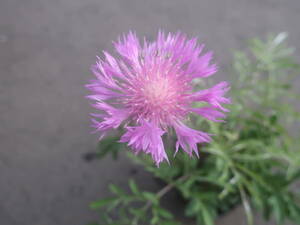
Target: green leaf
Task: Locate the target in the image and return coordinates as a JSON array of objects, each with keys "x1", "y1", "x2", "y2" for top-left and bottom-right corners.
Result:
[
  {"x1": 109, "y1": 184, "x2": 125, "y2": 196},
  {"x1": 129, "y1": 179, "x2": 139, "y2": 195},
  {"x1": 142, "y1": 192, "x2": 158, "y2": 205},
  {"x1": 155, "y1": 207, "x2": 173, "y2": 219},
  {"x1": 89, "y1": 197, "x2": 117, "y2": 209},
  {"x1": 185, "y1": 199, "x2": 200, "y2": 217},
  {"x1": 199, "y1": 202, "x2": 215, "y2": 225},
  {"x1": 160, "y1": 221, "x2": 181, "y2": 225},
  {"x1": 129, "y1": 208, "x2": 145, "y2": 217},
  {"x1": 269, "y1": 196, "x2": 285, "y2": 224},
  {"x1": 288, "y1": 200, "x2": 300, "y2": 222},
  {"x1": 97, "y1": 136, "x2": 123, "y2": 160},
  {"x1": 150, "y1": 216, "x2": 159, "y2": 225}
]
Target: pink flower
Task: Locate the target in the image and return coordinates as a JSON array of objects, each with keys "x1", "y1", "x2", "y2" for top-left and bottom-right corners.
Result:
[{"x1": 86, "y1": 31, "x2": 230, "y2": 166}]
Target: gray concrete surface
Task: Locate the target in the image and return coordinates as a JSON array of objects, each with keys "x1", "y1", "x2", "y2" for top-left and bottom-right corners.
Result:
[{"x1": 0, "y1": 0, "x2": 300, "y2": 224}]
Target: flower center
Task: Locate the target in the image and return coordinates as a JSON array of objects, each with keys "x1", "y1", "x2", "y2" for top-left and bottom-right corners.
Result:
[
  {"x1": 125, "y1": 74, "x2": 190, "y2": 125},
  {"x1": 143, "y1": 77, "x2": 172, "y2": 105}
]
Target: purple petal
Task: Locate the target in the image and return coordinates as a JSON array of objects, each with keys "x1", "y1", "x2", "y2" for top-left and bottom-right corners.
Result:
[
  {"x1": 173, "y1": 122, "x2": 211, "y2": 157},
  {"x1": 120, "y1": 120, "x2": 168, "y2": 166},
  {"x1": 91, "y1": 106, "x2": 130, "y2": 139},
  {"x1": 114, "y1": 31, "x2": 141, "y2": 65},
  {"x1": 191, "y1": 106, "x2": 226, "y2": 122},
  {"x1": 191, "y1": 81, "x2": 231, "y2": 111}
]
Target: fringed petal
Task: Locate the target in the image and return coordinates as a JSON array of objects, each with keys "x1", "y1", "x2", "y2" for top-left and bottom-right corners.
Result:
[
  {"x1": 191, "y1": 106, "x2": 226, "y2": 122},
  {"x1": 173, "y1": 122, "x2": 211, "y2": 157},
  {"x1": 91, "y1": 105, "x2": 130, "y2": 139},
  {"x1": 191, "y1": 81, "x2": 231, "y2": 111},
  {"x1": 120, "y1": 120, "x2": 168, "y2": 166}
]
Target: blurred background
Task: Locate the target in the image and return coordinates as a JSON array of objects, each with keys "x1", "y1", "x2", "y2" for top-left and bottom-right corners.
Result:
[{"x1": 1, "y1": 0, "x2": 300, "y2": 224}]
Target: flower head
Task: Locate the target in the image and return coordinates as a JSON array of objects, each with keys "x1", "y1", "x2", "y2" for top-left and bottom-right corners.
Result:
[{"x1": 86, "y1": 31, "x2": 230, "y2": 166}]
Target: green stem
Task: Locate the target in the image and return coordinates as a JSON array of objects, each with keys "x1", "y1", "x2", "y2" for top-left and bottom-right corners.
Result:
[
  {"x1": 131, "y1": 174, "x2": 190, "y2": 225},
  {"x1": 238, "y1": 183, "x2": 254, "y2": 225}
]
